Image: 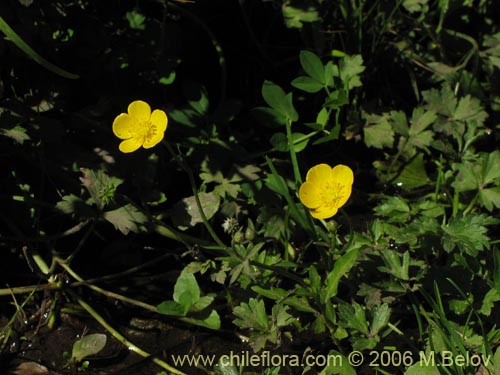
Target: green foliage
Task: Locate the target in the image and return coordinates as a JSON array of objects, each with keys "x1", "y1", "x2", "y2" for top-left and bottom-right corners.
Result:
[
  {"x1": 233, "y1": 298, "x2": 295, "y2": 351},
  {"x1": 126, "y1": 10, "x2": 146, "y2": 30},
  {"x1": 2, "y1": 1, "x2": 500, "y2": 374},
  {"x1": 157, "y1": 269, "x2": 220, "y2": 330},
  {"x1": 71, "y1": 334, "x2": 107, "y2": 363}
]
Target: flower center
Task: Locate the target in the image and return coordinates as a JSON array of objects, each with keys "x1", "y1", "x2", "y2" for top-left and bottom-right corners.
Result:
[
  {"x1": 137, "y1": 120, "x2": 157, "y2": 142},
  {"x1": 320, "y1": 182, "x2": 345, "y2": 208}
]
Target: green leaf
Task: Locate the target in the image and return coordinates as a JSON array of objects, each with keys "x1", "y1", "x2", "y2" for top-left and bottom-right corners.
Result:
[
  {"x1": 56, "y1": 194, "x2": 94, "y2": 217},
  {"x1": 299, "y1": 50, "x2": 325, "y2": 83},
  {"x1": 250, "y1": 107, "x2": 286, "y2": 128},
  {"x1": 316, "y1": 107, "x2": 329, "y2": 127},
  {"x1": 79, "y1": 168, "x2": 123, "y2": 209},
  {"x1": 183, "y1": 309, "x2": 221, "y2": 330},
  {"x1": 282, "y1": 3, "x2": 321, "y2": 28},
  {"x1": 158, "y1": 71, "x2": 176, "y2": 85},
  {"x1": 156, "y1": 300, "x2": 186, "y2": 316},
  {"x1": 0, "y1": 125, "x2": 30, "y2": 144},
  {"x1": 370, "y1": 303, "x2": 391, "y2": 336},
  {"x1": 479, "y1": 287, "x2": 500, "y2": 316},
  {"x1": 324, "y1": 249, "x2": 359, "y2": 301},
  {"x1": 453, "y1": 95, "x2": 488, "y2": 125},
  {"x1": 378, "y1": 250, "x2": 410, "y2": 280},
  {"x1": 395, "y1": 154, "x2": 430, "y2": 190},
  {"x1": 191, "y1": 295, "x2": 214, "y2": 312},
  {"x1": 257, "y1": 207, "x2": 285, "y2": 239},
  {"x1": 324, "y1": 61, "x2": 337, "y2": 87},
  {"x1": 272, "y1": 303, "x2": 295, "y2": 327},
  {"x1": 183, "y1": 81, "x2": 209, "y2": 115},
  {"x1": 408, "y1": 107, "x2": 436, "y2": 149},
  {"x1": 324, "y1": 89, "x2": 349, "y2": 109},
  {"x1": 126, "y1": 10, "x2": 146, "y2": 30},
  {"x1": 374, "y1": 196, "x2": 411, "y2": 223},
  {"x1": 72, "y1": 334, "x2": 107, "y2": 363},
  {"x1": 168, "y1": 108, "x2": 201, "y2": 128},
  {"x1": 291, "y1": 76, "x2": 324, "y2": 92},
  {"x1": 363, "y1": 113, "x2": 394, "y2": 149},
  {"x1": 233, "y1": 298, "x2": 269, "y2": 331},
  {"x1": 262, "y1": 81, "x2": 298, "y2": 121},
  {"x1": 441, "y1": 215, "x2": 491, "y2": 256},
  {"x1": 338, "y1": 302, "x2": 369, "y2": 335},
  {"x1": 171, "y1": 192, "x2": 220, "y2": 230},
  {"x1": 103, "y1": 204, "x2": 147, "y2": 235},
  {"x1": 270, "y1": 132, "x2": 309, "y2": 152},
  {"x1": 319, "y1": 350, "x2": 356, "y2": 375},
  {"x1": 405, "y1": 359, "x2": 440, "y2": 375},
  {"x1": 0, "y1": 16, "x2": 79, "y2": 79},
  {"x1": 251, "y1": 286, "x2": 287, "y2": 300},
  {"x1": 402, "y1": 0, "x2": 429, "y2": 13},
  {"x1": 483, "y1": 150, "x2": 500, "y2": 185},
  {"x1": 479, "y1": 187, "x2": 500, "y2": 211},
  {"x1": 173, "y1": 270, "x2": 200, "y2": 308},
  {"x1": 390, "y1": 110, "x2": 409, "y2": 136},
  {"x1": 417, "y1": 200, "x2": 445, "y2": 218},
  {"x1": 339, "y1": 55, "x2": 365, "y2": 89},
  {"x1": 215, "y1": 358, "x2": 239, "y2": 375}
]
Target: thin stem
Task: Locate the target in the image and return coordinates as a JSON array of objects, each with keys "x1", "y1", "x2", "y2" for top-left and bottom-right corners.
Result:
[
  {"x1": 70, "y1": 291, "x2": 187, "y2": 375},
  {"x1": 0, "y1": 282, "x2": 62, "y2": 296},
  {"x1": 57, "y1": 259, "x2": 158, "y2": 313},
  {"x1": 162, "y1": 141, "x2": 226, "y2": 248},
  {"x1": 153, "y1": 221, "x2": 211, "y2": 247}
]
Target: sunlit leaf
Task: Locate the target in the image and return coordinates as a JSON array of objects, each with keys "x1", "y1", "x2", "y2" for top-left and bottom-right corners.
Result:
[
  {"x1": 233, "y1": 298, "x2": 269, "y2": 331},
  {"x1": 80, "y1": 168, "x2": 123, "y2": 209},
  {"x1": 172, "y1": 270, "x2": 200, "y2": 315},
  {"x1": 103, "y1": 204, "x2": 147, "y2": 235},
  {"x1": 262, "y1": 81, "x2": 298, "y2": 121},
  {"x1": 1, "y1": 125, "x2": 30, "y2": 144},
  {"x1": 282, "y1": 3, "x2": 321, "y2": 28},
  {"x1": 395, "y1": 154, "x2": 430, "y2": 190},
  {"x1": 339, "y1": 55, "x2": 365, "y2": 89},
  {"x1": 270, "y1": 132, "x2": 309, "y2": 152},
  {"x1": 291, "y1": 76, "x2": 324, "y2": 92},
  {"x1": 72, "y1": 333, "x2": 107, "y2": 363},
  {"x1": 324, "y1": 249, "x2": 359, "y2": 301},
  {"x1": 299, "y1": 50, "x2": 325, "y2": 83},
  {"x1": 126, "y1": 10, "x2": 146, "y2": 30},
  {"x1": 171, "y1": 192, "x2": 220, "y2": 229},
  {"x1": 363, "y1": 113, "x2": 394, "y2": 149}
]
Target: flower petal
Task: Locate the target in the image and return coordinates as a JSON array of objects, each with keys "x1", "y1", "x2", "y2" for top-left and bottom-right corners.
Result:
[
  {"x1": 331, "y1": 164, "x2": 354, "y2": 186},
  {"x1": 310, "y1": 206, "x2": 338, "y2": 220},
  {"x1": 336, "y1": 184, "x2": 352, "y2": 209},
  {"x1": 119, "y1": 137, "x2": 143, "y2": 153},
  {"x1": 305, "y1": 164, "x2": 334, "y2": 185},
  {"x1": 128, "y1": 100, "x2": 151, "y2": 122},
  {"x1": 299, "y1": 181, "x2": 322, "y2": 208},
  {"x1": 112, "y1": 113, "x2": 137, "y2": 139},
  {"x1": 143, "y1": 128, "x2": 165, "y2": 149},
  {"x1": 150, "y1": 109, "x2": 168, "y2": 133}
]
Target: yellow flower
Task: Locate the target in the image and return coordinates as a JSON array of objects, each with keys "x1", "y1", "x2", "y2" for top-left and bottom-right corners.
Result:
[
  {"x1": 299, "y1": 164, "x2": 354, "y2": 219},
  {"x1": 112, "y1": 100, "x2": 168, "y2": 153}
]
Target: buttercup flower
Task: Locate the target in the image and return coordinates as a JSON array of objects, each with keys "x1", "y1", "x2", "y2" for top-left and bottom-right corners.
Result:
[
  {"x1": 299, "y1": 164, "x2": 354, "y2": 219},
  {"x1": 112, "y1": 100, "x2": 168, "y2": 153}
]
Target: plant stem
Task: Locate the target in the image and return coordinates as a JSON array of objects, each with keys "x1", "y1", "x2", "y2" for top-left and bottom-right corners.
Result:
[
  {"x1": 285, "y1": 118, "x2": 302, "y2": 186},
  {"x1": 0, "y1": 282, "x2": 62, "y2": 296},
  {"x1": 57, "y1": 259, "x2": 158, "y2": 312},
  {"x1": 70, "y1": 290, "x2": 187, "y2": 375},
  {"x1": 162, "y1": 141, "x2": 226, "y2": 248}
]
